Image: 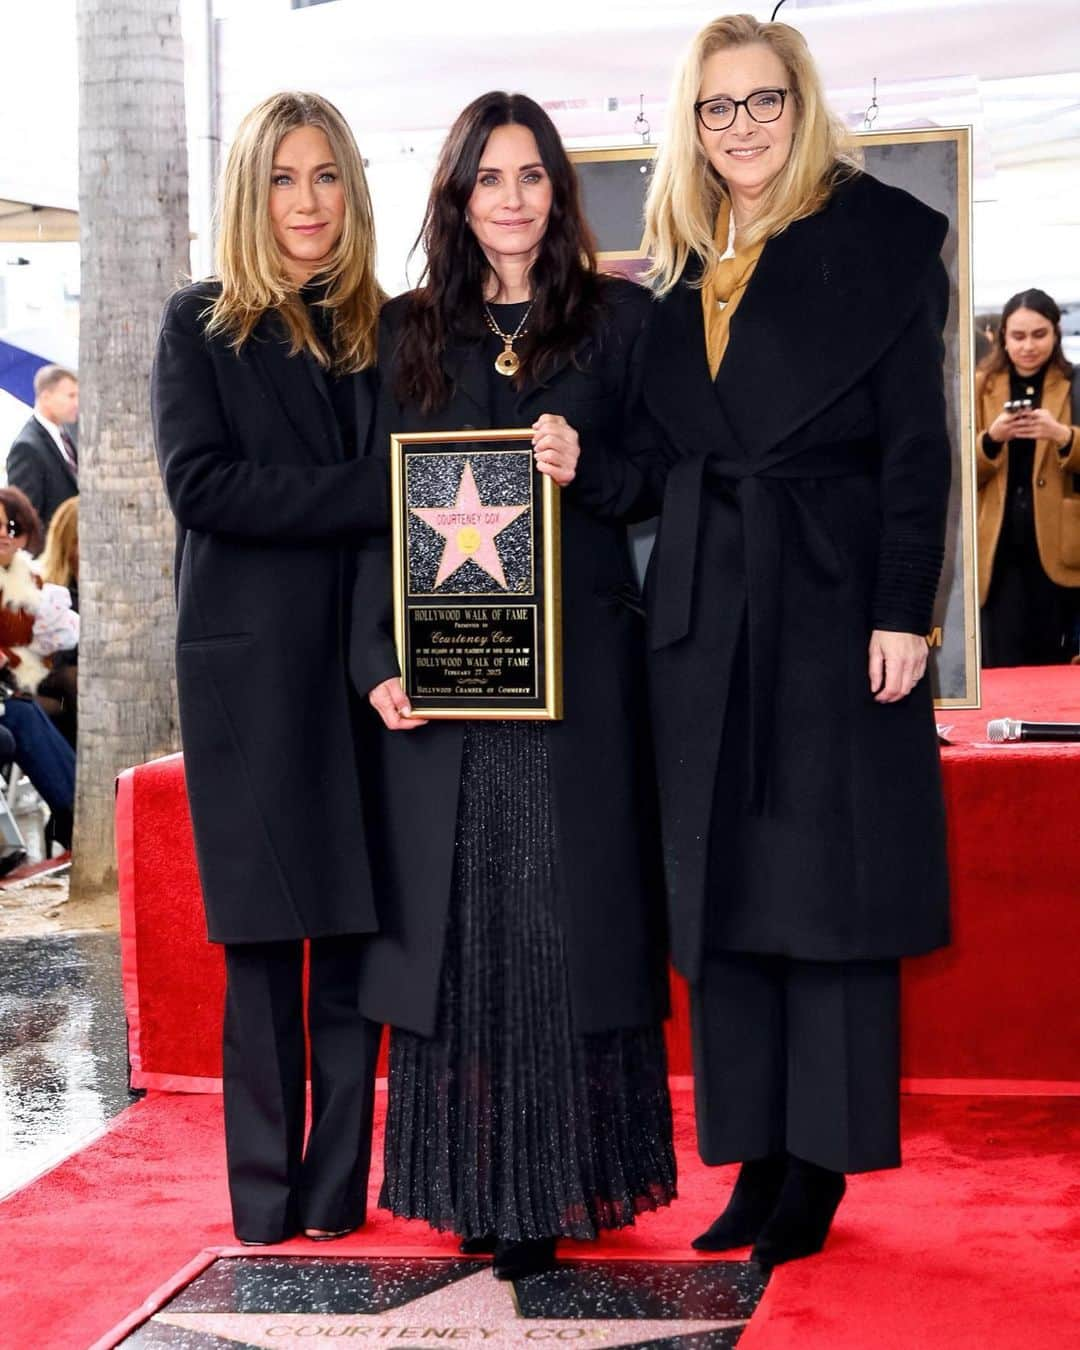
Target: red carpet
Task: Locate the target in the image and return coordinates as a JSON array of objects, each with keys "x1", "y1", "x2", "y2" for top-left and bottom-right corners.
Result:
[{"x1": 0, "y1": 1086, "x2": 1076, "y2": 1349}]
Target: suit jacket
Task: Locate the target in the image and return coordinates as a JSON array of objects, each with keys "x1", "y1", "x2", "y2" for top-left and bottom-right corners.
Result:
[
  {"x1": 349, "y1": 277, "x2": 669, "y2": 1038},
  {"x1": 151, "y1": 280, "x2": 386, "y2": 944},
  {"x1": 975, "y1": 365, "x2": 1080, "y2": 604},
  {"x1": 642, "y1": 171, "x2": 952, "y2": 973},
  {"x1": 6, "y1": 417, "x2": 78, "y2": 530}
]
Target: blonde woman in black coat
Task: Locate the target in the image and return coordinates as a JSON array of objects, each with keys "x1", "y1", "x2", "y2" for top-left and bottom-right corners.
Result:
[
  {"x1": 639, "y1": 15, "x2": 951, "y2": 1268},
  {"x1": 152, "y1": 92, "x2": 385, "y2": 1246}
]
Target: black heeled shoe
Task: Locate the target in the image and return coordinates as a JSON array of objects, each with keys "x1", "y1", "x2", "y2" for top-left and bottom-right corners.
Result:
[
  {"x1": 691, "y1": 1154, "x2": 787, "y2": 1251},
  {"x1": 492, "y1": 1237, "x2": 557, "y2": 1281},
  {"x1": 459, "y1": 1234, "x2": 497, "y2": 1255},
  {"x1": 751, "y1": 1157, "x2": 846, "y2": 1270}
]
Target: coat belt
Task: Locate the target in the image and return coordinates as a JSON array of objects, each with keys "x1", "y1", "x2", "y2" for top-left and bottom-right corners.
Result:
[{"x1": 649, "y1": 440, "x2": 878, "y2": 811}]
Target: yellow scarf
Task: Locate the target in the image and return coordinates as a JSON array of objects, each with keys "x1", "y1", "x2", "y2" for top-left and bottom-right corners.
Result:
[{"x1": 701, "y1": 198, "x2": 765, "y2": 379}]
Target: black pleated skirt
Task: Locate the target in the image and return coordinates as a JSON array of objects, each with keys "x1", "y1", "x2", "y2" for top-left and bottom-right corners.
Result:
[{"x1": 380, "y1": 722, "x2": 676, "y2": 1241}]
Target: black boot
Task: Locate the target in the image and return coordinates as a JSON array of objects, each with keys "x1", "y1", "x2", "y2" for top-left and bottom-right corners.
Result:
[
  {"x1": 459, "y1": 1234, "x2": 497, "y2": 1255},
  {"x1": 751, "y1": 1156, "x2": 846, "y2": 1270},
  {"x1": 691, "y1": 1154, "x2": 787, "y2": 1251},
  {"x1": 492, "y1": 1237, "x2": 557, "y2": 1280}
]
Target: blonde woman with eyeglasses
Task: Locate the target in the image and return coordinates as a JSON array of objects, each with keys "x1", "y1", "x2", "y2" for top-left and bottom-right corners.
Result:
[
  {"x1": 640, "y1": 14, "x2": 952, "y2": 1268},
  {"x1": 152, "y1": 92, "x2": 386, "y2": 1247}
]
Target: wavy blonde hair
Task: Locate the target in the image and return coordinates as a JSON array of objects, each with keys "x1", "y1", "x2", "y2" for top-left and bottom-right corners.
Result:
[
  {"x1": 207, "y1": 91, "x2": 384, "y2": 371},
  {"x1": 644, "y1": 13, "x2": 857, "y2": 294},
  {"x1": 39, "y1": 495, "x2": 79, "y2": 589}
]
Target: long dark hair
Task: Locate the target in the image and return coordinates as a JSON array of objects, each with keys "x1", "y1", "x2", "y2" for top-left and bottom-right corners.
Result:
[
  {"x1": 980, "y1": 288, "x2": 1072, "y2": 379},
  {"x1": 395, "y1": 91, "x2": 603, "y2": 412},
  {"x1": 0, "y1": 486, "x2": 44, "y2": 557}
]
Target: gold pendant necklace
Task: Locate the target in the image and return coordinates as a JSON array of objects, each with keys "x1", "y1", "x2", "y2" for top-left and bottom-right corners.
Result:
[{"x1": 484, "y1": 301, "x2": 533, "y2": 377}]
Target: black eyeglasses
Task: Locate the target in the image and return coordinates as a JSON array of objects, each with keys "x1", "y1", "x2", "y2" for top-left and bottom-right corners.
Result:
[{"x1": 695, "y1": 88, "x2": 788, "y2": 132}]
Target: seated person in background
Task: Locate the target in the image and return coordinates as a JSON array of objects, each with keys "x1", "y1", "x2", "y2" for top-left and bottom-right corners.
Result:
[
  {"x1": 0, "y1": 487, "x2": 78, "y2": 850},
  {"x1": 0, "y1": 722, "x2": 27, "y2": 876},
  {"x1": 7, "y1": 365, "x2": 79, "y2": 537},
  {"x1": 35, "y1": 496, "x2": 79, "y2": 746},
  {"x1": 37, "y1": 496, "x2": 79, "y2": 612}
]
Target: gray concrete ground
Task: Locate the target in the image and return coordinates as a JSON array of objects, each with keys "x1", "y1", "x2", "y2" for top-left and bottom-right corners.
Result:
[{"x1": 0, "y1": 871, "x2": 119, "y2": 938}]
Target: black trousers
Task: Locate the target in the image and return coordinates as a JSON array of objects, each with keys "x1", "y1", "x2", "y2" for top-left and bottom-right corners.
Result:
[
  {"x1": 223, "y1": 937, "x2": 382, "y2": 1243},
  {"x1": 690, "y1": 952, "x2": 900, "y2": 1175},
  {"x1": 980, "y1": 477, "x2": 1079, "y2": 667}
]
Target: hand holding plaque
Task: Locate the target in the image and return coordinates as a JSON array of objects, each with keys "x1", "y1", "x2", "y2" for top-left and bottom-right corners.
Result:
[{"x1": 391, "y1": 429, "x2": 563, "y2": 719}]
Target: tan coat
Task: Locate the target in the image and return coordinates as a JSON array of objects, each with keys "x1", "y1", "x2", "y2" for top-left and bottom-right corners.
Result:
[{"x1": 976, "y1": 365, "x2": 1080, "y2": 605}]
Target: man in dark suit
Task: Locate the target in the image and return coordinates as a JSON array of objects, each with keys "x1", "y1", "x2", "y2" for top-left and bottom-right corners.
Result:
[{"x1": 6, "y1": 365, "x2": 79, "y2": 540}]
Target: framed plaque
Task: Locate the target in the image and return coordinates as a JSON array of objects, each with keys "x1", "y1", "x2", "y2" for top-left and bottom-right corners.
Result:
[{"x1": 391, "y1": 429, "x2": 563, "y2": 719}]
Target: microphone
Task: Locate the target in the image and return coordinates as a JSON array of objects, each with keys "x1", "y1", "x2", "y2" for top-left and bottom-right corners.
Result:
[{"x1": 986, "y1": 718, "x2": 1080, "y2": 743}]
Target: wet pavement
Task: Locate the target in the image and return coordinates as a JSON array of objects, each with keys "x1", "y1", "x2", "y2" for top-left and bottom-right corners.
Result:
[{"x1": 0, "y1": 931, "x2": 136, "y2": 1197}]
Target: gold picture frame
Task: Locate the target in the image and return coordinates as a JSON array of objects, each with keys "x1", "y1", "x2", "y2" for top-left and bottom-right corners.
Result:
[{"x1": 855, "y1": 126, "x2": 979, "y2": 707}]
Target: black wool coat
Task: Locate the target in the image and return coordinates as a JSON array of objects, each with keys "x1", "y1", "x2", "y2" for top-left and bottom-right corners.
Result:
[
  {"x1": 349, "y1": 277, "x2": 668, "y2": 1038},
  {"x1": 6, "y1": 418, "x2": 78, "y2": 531},
  {"x1": 151, "y1": 281, "x2": 387, "y2": 944},
  {"x1": 642, "y1": 171, "x2": 952, "y2": 976}
]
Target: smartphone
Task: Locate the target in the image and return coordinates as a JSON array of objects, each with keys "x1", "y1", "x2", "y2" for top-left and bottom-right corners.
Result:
[{"x1": 1003, "y1": 398, "x2": 1033, "y2": 414}]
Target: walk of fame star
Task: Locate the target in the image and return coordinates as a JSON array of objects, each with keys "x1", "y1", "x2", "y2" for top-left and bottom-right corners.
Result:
[
  {"x1": 152, "y1": 1267, "x2": 749, "y2": 1348},
  {"x1": 410, "y1": 459, "x2": 529, "y2": 591}
]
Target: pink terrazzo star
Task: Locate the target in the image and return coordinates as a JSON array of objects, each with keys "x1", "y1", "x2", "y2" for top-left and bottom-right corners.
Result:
[
  {"x1": 411, "y1": 459, "x2": 528, "y2": 590},
  {"x1": 154, "y1": 1268, "x2": 746, "y2": 1348}
]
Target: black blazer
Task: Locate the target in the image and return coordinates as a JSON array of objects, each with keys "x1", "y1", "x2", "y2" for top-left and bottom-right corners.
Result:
[
  {"x1": 6, "y1": 418, "x2": 78, "y2": 530},
  {"x1": 643, "y1": 171, "x2": 952, "y2": 972},
  {"x1": 350, "y1": 277, "x2": 668, "y2": 1038},
  {"x1": 151, "y1": 280, "x2": 386, "y2": 944}
]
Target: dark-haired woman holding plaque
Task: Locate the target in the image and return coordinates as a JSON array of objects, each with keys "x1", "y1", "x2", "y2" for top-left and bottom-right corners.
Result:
[{"x1": 351, "y1": 91, "x2": 675, "y2": 1281}]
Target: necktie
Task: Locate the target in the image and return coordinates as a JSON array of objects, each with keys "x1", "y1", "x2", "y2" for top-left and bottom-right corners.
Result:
[{"x1": 60, "y1": 429, "x2": 78, "y2": 473}]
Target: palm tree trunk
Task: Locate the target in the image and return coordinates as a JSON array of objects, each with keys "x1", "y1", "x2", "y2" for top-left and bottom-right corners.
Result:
[{"x1": 74, "y1": 0, "x2": 189, "y2": 893}]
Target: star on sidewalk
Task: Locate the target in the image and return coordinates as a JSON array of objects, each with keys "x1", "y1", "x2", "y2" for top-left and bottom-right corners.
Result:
[
  {"x1": 411, "y1": 459, "x2": 529, "y2": 590},
  {"x1": 153, "y1": 1267, "x2": 748, "y2": 1349}
]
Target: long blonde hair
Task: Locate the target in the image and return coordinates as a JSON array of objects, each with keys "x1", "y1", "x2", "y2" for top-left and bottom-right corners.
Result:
[
  {"x1": 644, "y1": 13, "x2": 857, "y2": 294},
  {"x1": 207, "y1": 91, "x2": 384, "y2": 371},
  {"x1": 38, "y1": 495, "x2": 78, "y2": 589}
]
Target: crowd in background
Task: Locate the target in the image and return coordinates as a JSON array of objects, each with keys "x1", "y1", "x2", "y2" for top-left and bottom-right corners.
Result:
[{"x1": 0, "y1": 364, "x2": 80, "y2": 865}]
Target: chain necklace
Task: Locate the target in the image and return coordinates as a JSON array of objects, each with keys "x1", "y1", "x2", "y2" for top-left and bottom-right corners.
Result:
[{"x1": 483, "y1": 300, "x2": 533, "y2": 377}]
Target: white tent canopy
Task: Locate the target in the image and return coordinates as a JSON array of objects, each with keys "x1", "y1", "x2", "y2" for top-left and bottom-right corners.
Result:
[
  {"x1": 1, "y1": 0, "x2": 1078, "y2": 303},
  {"x1": 0, "y1": 199, "x2": 79, "y2": 244}
]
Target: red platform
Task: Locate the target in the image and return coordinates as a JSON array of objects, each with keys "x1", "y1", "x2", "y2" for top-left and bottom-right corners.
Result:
[{"x1": 117, "y1": 668, "x2": 1080, "y2": 1093}]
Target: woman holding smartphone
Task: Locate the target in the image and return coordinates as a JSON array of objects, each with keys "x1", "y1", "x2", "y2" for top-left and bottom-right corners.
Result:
[{"x1": 976, "y1": 288, "x2": 1080, "y2": 666}]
